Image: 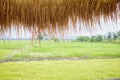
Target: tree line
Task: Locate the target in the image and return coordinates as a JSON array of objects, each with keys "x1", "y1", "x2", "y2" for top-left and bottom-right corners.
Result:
[{"x1": 75, "y1": 31, "x2": 120, "y2": 42}]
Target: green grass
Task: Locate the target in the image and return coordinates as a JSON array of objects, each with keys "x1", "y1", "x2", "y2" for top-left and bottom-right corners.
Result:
[
  {"x1": 0, "y1": 40, "x2": 31, "y2": 60},
  {"x1": 0, "y1": 59, "x2": 120, "y2": 80},
  {"x1": 0, "y1": 40, "x2": 120, "y2": 80},
  {"x1": 0, "y1": 49, "x2": 13, "y2": 60},
  {"x1": 12, "y1": 41, "x2": 120, "y2": 60},
  {"x1": 0, "y1": 40, "x2": 31, "y2": 49}
]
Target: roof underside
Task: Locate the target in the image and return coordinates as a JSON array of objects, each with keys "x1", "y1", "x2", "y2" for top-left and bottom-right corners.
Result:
[{"x1": 0, "y1": 0, "x2": 120, "y2": 38}]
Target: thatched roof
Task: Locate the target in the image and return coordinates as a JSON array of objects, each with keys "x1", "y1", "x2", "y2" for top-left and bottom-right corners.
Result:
[{"x1": 0, "y1": 0, "x2": 120, "y2": 39}]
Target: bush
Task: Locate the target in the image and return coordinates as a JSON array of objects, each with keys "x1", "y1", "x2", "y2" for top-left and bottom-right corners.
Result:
[
  {"x1": 76, "y1": 36, "x2": 89, "y2": 42},
  {"x1": 54, "y1": 37, "x2": 59, "y2": 42},
  {"x1": 95, "y1": 35, "x2": 103, "y2": 42}
]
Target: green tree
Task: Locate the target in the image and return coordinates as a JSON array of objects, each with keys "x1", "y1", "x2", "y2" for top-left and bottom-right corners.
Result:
[
  {"x1": 44, "y1": 33, "x2": 48, "y2": 40},
  {"x1": 76, "y1": 36, "x2": 89, "y2": 42},
  {"x1": 95, "y1": 35, "x2": 103, "y2": 42},
  {"x1": 107, "y1": 32, "x2": 112, "y2": 40},
  {"x1": 117, "y1": 36, "x2": 120, "y2": 39},
  {"x1": 38, "y1": 33, "x2": 43, "y2": 40},
  {"x1": 117, "y1": 31, "x2": 120, "y2": 37},
  {"x1": 112, "y1": 32, "x2": 117, "y2": 40},
  {"x1": 90, "y1": 36, "x2": 96, "y2": 42},
  {"x1": 116, "y1": 31, "x2": 120, "y2": 40}
]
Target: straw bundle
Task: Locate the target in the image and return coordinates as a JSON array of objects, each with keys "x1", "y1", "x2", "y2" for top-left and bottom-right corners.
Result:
[{"x1": 0, "y1": 0, "x2": 120, "y2": 39}]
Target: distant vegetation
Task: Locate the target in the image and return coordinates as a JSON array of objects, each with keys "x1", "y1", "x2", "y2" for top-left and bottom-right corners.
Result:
[
  {"x1": 38, "y1": 31, "x2": 120, "y2": 43},
  {"x1": 76, "y1": 31, "x2": 120, "y2": 42}
]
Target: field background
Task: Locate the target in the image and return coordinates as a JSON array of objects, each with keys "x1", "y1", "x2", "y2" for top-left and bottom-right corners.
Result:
[{"x1": 0, "y1": 40, "x2": 120, "y2": 80}]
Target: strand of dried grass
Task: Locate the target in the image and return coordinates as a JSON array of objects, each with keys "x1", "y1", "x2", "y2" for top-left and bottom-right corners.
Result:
[{"x1": 0, "y1": 0, "x2": 120, "y2": 39}]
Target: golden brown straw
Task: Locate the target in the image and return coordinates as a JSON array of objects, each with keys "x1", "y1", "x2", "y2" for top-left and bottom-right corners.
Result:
[{"x1": 0, "y1": 0, "x2": 120, "y2": 39}]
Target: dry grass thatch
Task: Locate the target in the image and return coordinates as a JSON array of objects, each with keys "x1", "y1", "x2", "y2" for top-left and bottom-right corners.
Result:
[{"x1": 0, "y1": 0, "x2": 120, "y2": 39}]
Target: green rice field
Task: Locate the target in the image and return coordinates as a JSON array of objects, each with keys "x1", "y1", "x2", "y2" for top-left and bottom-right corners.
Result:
[{"x1": 0, "y1": 40, "x2": 120, "y2": 80}]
